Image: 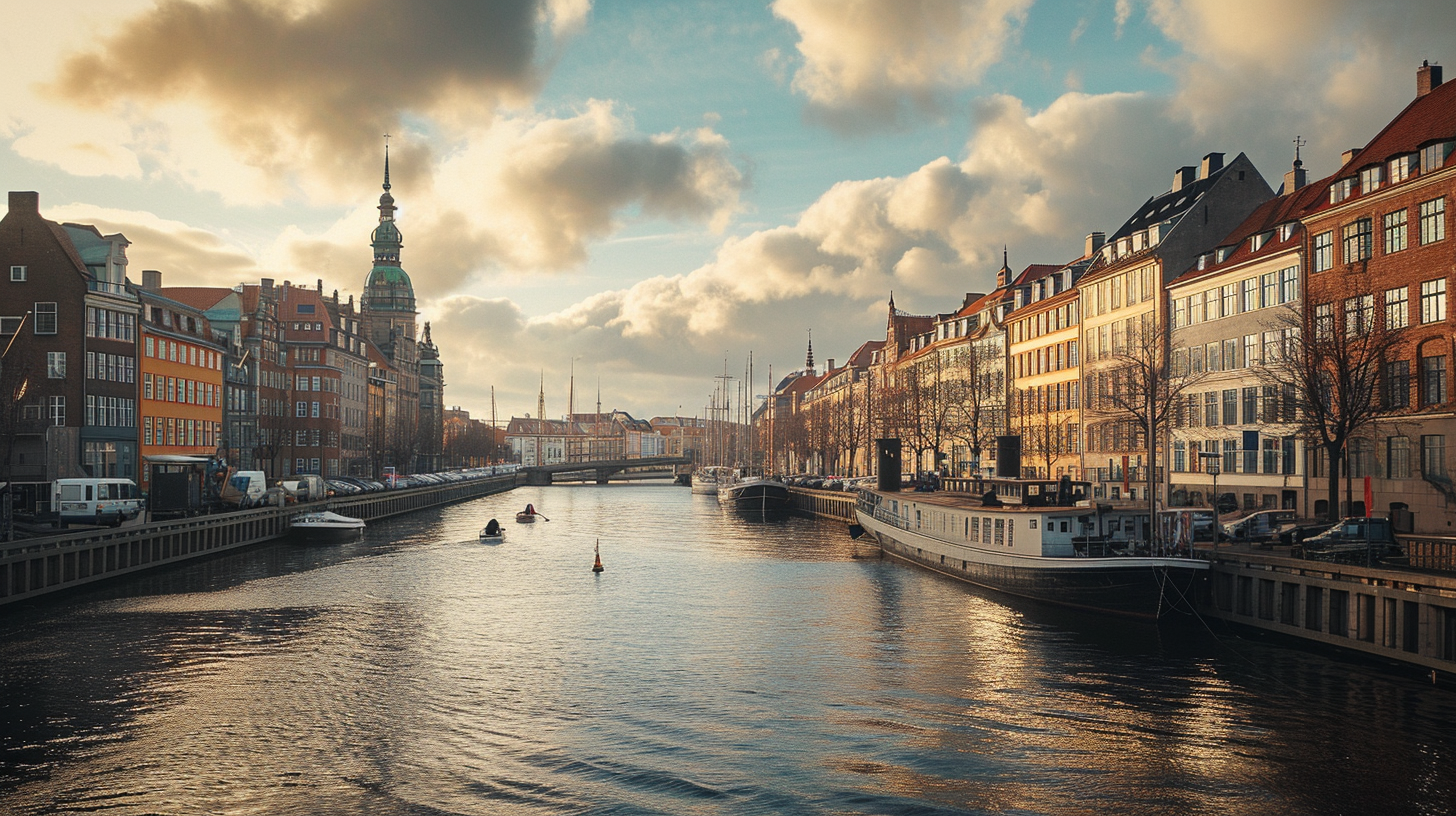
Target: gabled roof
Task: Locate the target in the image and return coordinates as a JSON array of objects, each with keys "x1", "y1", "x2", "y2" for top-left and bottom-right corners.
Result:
[
  {"x1": 845, "y1": 339, "x2": 884, "y2": 368},
  {"x1": 159, "y1": 287, "x2": 234, "y2": 312},
  {"x1": 1169, "y1": 180, "x2": 1327, "y2": 287},
  {"x1": 1299, "y1": 77, "x2": 1456, "y2": 220},
  {"x1": 1010, "y1": 263, "x2": 1062, "y2": 287},
  {"x1": 1111, "y1": 161, "x2": 1230, "y2": 240}
]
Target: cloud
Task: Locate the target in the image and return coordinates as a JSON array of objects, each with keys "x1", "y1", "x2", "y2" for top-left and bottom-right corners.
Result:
[
  {"x1": 772, "y1": 0, "x2": 1033, "y2": 129},
  {"x1": 265, "y1": 100, "x2": 747, "y2": 297},
  {"x1": 1143, "y1": 0, "x2": 1456, "y2": 178},
  {"x1": 430, "y1": 89, "x2": 1210, "y2": 415},
  {"x1": 43, "y1": 203, "x2": 262, "y2": 288},
  {"x1": 44, "y1": 0, "x2": 566, "y2": 200}
]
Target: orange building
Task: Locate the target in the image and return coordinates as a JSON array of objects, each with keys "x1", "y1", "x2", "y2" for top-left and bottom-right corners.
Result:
[{"x1": 137, "y1": 283, "x2": 226, "y2": 491}]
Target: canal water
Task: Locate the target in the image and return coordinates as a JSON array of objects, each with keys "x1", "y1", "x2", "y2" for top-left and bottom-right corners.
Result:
[{"x1": 2, "y1": 484, "x2": 1455, "y2": 815}]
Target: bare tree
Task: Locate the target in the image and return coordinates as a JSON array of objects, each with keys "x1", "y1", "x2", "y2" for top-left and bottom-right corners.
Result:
[
  {"x1": 1087, "y1": 312, "x2": 1207, "y2": 539},
  {"x1": 1258, "y1": 299, "x2": 1402, "y2": 521},
  {"x1": 1013, "y1": 387, "x2": 1071, "y2": 478},
  {"x1": 947, "y1": 339, "x2": 1005, "y2": 477}
]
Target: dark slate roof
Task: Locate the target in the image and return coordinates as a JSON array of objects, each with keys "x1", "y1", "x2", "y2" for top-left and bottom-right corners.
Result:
[{"x1": 1111, "y1": 164, "x2": 1228, "y2": 240}]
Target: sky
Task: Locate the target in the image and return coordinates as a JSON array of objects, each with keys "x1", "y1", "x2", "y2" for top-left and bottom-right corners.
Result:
[{"x1": 3, "y1": 0, "x2": 1454, "y2": 423}]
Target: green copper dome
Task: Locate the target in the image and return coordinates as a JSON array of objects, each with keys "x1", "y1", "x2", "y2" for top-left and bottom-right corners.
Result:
[{"x1": 362, "y1": 144, "x2": 416, "y2": 313}]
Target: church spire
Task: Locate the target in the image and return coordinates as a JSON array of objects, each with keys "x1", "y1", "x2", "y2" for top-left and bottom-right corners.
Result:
[
  {"x1": 805, "y1": 329, "x2": 814, "y2": 374},
  {"x1": 378, "y1": 135, "x2": 396, "y2": 222}
]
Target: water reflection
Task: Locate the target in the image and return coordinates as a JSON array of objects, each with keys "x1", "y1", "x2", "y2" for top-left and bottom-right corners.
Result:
[{"x1": 0, "y1": 484, "x2": 1454, "y2": 815}]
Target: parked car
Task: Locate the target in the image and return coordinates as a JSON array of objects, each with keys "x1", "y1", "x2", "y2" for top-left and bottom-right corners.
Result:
[
  {"x1": 1223, "y1": 509, "x2": 1297, "y2": 543},
  {"x1": 1295, "y1": 517, "x2": 1403, "y2": 564}
]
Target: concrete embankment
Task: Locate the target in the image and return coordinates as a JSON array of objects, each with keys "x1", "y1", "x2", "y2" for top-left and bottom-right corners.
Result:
[
  {"x1": 789, "y1": 488, "x2": 857, "y2": 521},
  {"x1": 0, "y1": 474, "x2": 516, "y2": 607},
  {"x1": 1198, "y1": 541, "x2": 1456, "y2": 676}
]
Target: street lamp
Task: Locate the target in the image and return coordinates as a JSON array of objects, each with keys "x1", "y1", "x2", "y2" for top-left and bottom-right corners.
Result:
[{"x1": 1199, "y1": 449, "x2": 1222, "y2": 514}]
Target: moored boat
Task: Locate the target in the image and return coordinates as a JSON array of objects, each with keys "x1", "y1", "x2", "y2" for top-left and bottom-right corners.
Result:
[
  {"x1": 290, "y1": 510, "x2": 366, "y2": 542},
  {"x1": 718, "y1": 469, "x2": 790, "y2": 513},
  {"x1": 691, "y1": 466, "x2": 730, "y2": 496},
  {"x1": 854, "y1": 478, "x2": 1207, "y2": 620}
]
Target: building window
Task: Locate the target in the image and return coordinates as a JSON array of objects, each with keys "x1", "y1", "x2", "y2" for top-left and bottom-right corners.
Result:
[
  {"x1": 1241, "y1": 277, "x2": 1257, "y2": 312},
  {"x1": 1385, "y1": 360, "x2": 1411, "y2": 409},
  {"x1": 1312, "y1": 232, "x2": 1333, "y2": 272},
  {"x1": 1387, "y1": 436, "x2": 1412, "y2": 480},
  {"x1": 1420, "y1": 141, "x2": 1455, "y2": 173},
  {"x1": 9, "y1": 265, "x2": 25, "y2": 281},
  {"x1": 1205, "y1": 391, "x2": 1219, "y2": 427},
  {"x1": 1422, "y1": 434, "x2": 1446, "y2": 478},
  {"x1": 1422, "y1": 355, "x2": 1448, "y2": 405},
  {"x1": 1314, "y1": 303, "x2": 1334, "y2": 340},
  {"x1": 1342, "y1": 218, "x2": 1372, "y2": 264},
  {"x1": 311, "y1": 401, "x2": 320, "y2": 418},
  {"x1": 33, "y1": 302, "x2": 57, "y2": 335},
  {"x1": 1222, "y1": 284, "x2": 1238, "y2": 317},
  {"x1": 1360, "y1": 165, "x2": 1383, "y2": 193},
  {"x1": 1384, "y1": 210, "x2": 1408, "y2": 253},
  {"x1": 1420, "y1": 198, "x2": 1446, "y2": 245},
  {"x1": 1223, "y1": 389, "x2": 1238, "y2": 426},
  {"x1": 1329, "y1": 178, "x2": 1355, "y2": 204},
  {"x1": 46, "y1": 352, "x2": 65, "y2": 379},
  {"x1": 47, "y1": 395, "x2": 64, "y2": 426},
  {"x1": 1279, "y1": 267, "x2": 1298, "y2": 303},
  {"x1": 296, "y1": 401, "x2": 307, "y2": 417},
  {"x1": 1349, "y1": 438, "x2": 1374, "y2": 478},
  {"x1": 1421, "y1": 278, "x2": 1447, "y2": 323},
  {"x1": 1385, "y1": 287, "x2": 1409, "y2": 330},
  {"x1": 1390, "y1": 154, "x2": 1414, "y2": 183},
  {"x1": 1344, "y1": 295, "x2": 1373, "y2": 337}
]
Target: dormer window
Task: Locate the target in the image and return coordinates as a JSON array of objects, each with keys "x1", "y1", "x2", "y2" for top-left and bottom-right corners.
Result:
[
  {"x1": 1215, "y1": 247, "x2": 1233, "y2": 263},
  {"x1": 1420, "y1": 140, "x2": 1455, "y2": 173},
  {"x1": 1389, "y1": 154, "x2": 1415, "y2": 183},
  {"x1": 1278, "y1": 223, "x2": 1296, "y2": 241},
  {"x1": 1329, "y1": 177, "x2": 1356, "y2": 204},
  {"x1": 1360, "y1": 165, "x2": 1383, "y2": 193},
  {"x1": 1197, "y1": 254, "x2": 1208, "y2": 271}
]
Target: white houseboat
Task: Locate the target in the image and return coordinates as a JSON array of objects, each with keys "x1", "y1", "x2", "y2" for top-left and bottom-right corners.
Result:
[{"x1": 854, "y1": 478, "x2": 1208, "y2": 620}]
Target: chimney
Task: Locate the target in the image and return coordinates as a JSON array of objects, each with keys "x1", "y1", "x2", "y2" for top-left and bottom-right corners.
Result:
[
  {"x1": 142, "y1": 270, "x2": 162, "y2": 290},
  {"x1": 1172, "y1": 166, "x2": 1197, "y2": 192},
  {"x1": 1341, "y1": 148, "x2": 1361, "y2": 165},
  {"x1": 1085, "y1": 231, "x2": 1105, "y2": 257},
  {"x1": 963, "y1": 291, "x2": 985, "y2": 308},
  {"x1": 1283, "y1": 160, "x2": 1307, "y2": 194},
  {"x1": 1418, "y1": 60, "x2": 1443, "y2": 98},
  {"x1": 317, "y1": 278, "x2": 323, "y2": 292},
  {"x1": 827, "y1": 359, "x2": 835, "y2": 371},
  {"x1": 8, "y1": 191, "x2": 38, "y2": 214},
  {"x1": 1200, "y1": 152, "x2": 1225, "y2": 178},
  {"x1": 261, "y1": 278, "x2": 274, "y2": 294}
]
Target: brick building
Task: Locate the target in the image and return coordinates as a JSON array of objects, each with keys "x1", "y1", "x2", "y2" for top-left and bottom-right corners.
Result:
[
  {"x1": 1298, "y1": 62, "x2": 1456, "y2": 531},
  {"x1": 136, "y1": 278, "x2": 226, "y2": 491}
]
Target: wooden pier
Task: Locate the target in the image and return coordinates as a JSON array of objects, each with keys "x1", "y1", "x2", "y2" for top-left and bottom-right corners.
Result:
[{"x1": 0, "y1": 474, "x2": 516, "y2": 607}]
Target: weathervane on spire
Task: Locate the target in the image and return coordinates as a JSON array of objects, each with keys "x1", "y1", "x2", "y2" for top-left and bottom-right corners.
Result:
[
  {"x1": 382, "y1": 133, "x2": 392, "y2": 191},
  {"x1": 1292, "y1": 135, "x2": 1306, "y2": 168}
]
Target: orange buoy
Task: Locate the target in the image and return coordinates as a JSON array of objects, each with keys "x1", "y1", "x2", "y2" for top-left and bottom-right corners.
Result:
[{"x1": 592, "y1": 539, "x2": 604, "y2": 573}]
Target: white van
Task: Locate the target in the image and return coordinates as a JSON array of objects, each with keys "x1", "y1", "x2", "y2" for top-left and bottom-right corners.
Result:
[
  {"x1": 224, "y1": 471, "x2": 268, "y2": 508},
  {"x1": 52, "y1": 478, "x2": 143, "y2": 527}
]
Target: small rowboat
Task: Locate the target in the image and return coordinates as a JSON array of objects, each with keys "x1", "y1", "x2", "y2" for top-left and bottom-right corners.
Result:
[
  {"x1": 480, "y1": 518, "x2": 504, "y2": 543},
  {"x1": 291, "y1": 510, "x2": 365, "y2": 542},
  {"x1": 515, "y1": 512, "x2": 537, "y2": 523}
]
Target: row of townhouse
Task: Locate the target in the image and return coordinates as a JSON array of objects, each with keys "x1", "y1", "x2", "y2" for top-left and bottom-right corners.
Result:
[
  {"x1": 773, "y1": 61, "x2": 1456, "y2": 537},
  {"x1": 0, "y1": 149, "x2": 447, "y2": 518},
  {"x1": 504, "y1": 411, "x2": 679, "y2": 467}
]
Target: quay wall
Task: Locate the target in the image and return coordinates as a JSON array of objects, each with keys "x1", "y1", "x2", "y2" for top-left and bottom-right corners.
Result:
[
  {"x1": 789, "y1": 488, "x2": 856, "y2": 521},
  {"x1": 1202, "y1": 549, "x2": 1456, "y2": 675},
  {"x1": 0, "y1": 474, "x2": 515, "y2": 607}
]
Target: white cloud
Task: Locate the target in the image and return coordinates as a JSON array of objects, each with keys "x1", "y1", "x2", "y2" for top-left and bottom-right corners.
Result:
[{"x1": 772, "y1": 0, "x2": 1033, "y2": 128}]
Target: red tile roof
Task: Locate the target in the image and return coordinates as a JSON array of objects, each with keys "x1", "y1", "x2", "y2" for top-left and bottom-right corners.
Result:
[{"x1": 158, "y1": 287, "x2": 233, "y2": 311}]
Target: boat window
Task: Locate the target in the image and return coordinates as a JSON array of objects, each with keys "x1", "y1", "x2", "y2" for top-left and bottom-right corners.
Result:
[
  {"x1": 915, "y1": 511, "x2": 922, "y2": 528},
  {"x1": 983, "y1": 518, "x2": 991, "y2": 544},
  {"x1": 994, "y1": 519, "x2": 1005, "y2": 546},
  {"x1": 1007, "y1": 520, "x2": 1014, "y2": 547},
  {"x1": 1029, "y1": 519, "x2": 1038, "y2": 530},
  {"x1": 1060, "y1": 521, "x2": 1069, "y2": 533},
  {"x1": 972, "y1": 517, "x2": 980, "y2": 539}
]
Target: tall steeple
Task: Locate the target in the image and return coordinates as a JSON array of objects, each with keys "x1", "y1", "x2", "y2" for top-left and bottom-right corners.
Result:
[
  {"x1": 362, "y1": 134, "x2": 417, "y2": 348},
  {"x1": 805, "y1": 329, "x2": 815, "y2": 374}
]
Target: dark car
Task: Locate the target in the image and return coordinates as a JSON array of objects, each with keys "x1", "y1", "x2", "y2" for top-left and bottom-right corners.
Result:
[{"x1": 1295, "y1": 517, "x2": 1403, "y2": 564}]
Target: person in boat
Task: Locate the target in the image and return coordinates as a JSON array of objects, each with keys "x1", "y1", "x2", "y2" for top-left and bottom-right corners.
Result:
[
  {"x1": 522, "y1": 503, "x2": 536, "y2": 516},
  {"x1": 484, "y1": 518, "x2": 501, "y2": 536}
]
